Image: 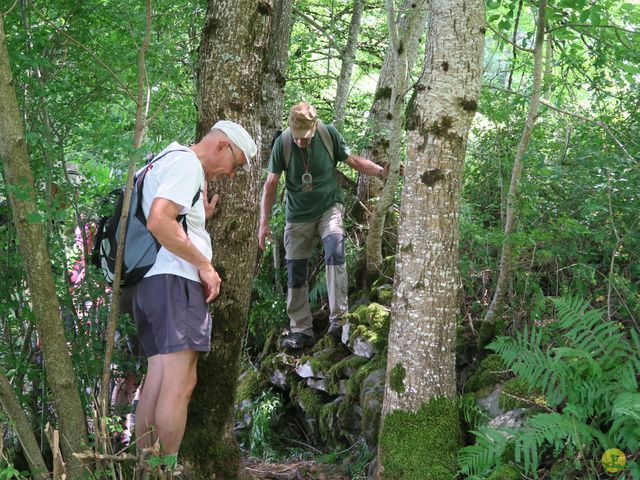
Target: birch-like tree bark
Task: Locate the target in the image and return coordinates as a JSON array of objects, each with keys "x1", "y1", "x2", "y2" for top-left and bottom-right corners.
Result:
[
  {"x1": 333, "y1": 0, "x2": 365, "y2": 130},
  {"x1": 381, "y1": 0, "x2": 484, "y2": 414},
  {"x1": 182, "y1": 1, "x2": 272, "y2": 477},
  {"x1": 0, "y1": 13, "x2": 88, "y2": 478},
  {"x1": 352, "y1": 0, "x2": 427, "y2": 227},
  {"x1": 483, "y1": 0, "x2": 547, "y2": 326},
  {"x1": 365, "y1": 0, "x2": 427, "y2": 273}
]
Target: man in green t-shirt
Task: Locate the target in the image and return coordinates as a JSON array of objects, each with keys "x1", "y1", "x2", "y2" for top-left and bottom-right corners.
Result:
[{"x1": 258, "y1": 102, "x2": 389, "y2": 350}]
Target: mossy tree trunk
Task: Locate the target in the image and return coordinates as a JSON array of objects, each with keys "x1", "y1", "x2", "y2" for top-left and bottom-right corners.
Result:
[
  {"x1": 377, "y1": 0, "x2": 484, "y2": 477},
  {"x1": 0, "y1": 13, "x2": 89, "y2": 478},
  {"x1": 181, "y1": 1, "x2": 273, "y2": 478}
]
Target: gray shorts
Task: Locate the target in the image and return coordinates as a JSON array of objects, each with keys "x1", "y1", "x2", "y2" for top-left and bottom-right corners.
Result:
[{"x1": 133, "y1": 274, "x2": 211, "y2": 357}]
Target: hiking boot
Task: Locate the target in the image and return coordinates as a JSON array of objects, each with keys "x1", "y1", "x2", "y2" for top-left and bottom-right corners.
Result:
[
  {"x1": 326, "y1": 321, "x2": 343, "y2": 339},
  {"x1": 280, "y1": 332, "x2": 315, "y2": 351}
]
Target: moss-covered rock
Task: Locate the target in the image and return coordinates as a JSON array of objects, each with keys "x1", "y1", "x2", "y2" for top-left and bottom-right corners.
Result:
[
  {"x1": 235, "y1": 368, "x2": 265, "y2": 404},
  {"x1": 291, "y1": 383, "x2": 323, "y2": 417},
  {"x1": 360, "y1": 369, "x2": 385, "y2": 448},
  {"x1": 486, "y1": 463, "x2": 521, "y2": 480},
  {"x1": 318, "y1": 400, "x2": 343, "y2": 447},
  {"x1": 372, "y1": 284, "x2": 393, "y2": 306},
  {"x1": 345, "y1": 355, "x2": 386, "y2": 399},
  {"x1": 299, "y1": 342, "x2": 347, "y2": 379},
  {"x1": 343, "y1": 303, "x2": 390, "y2": 352},
  {"x1": 326, "y1": 355, "x2": 370, "y2": 395},
  {"x1": 477, "y1": 317, "x2": 508, "y2": 350},
  {"x1": 378, "y1": 397, "x2": 461, "y2": 479},
  {"x1": 336, "y1": 395, "x2": 362, "y2": 442},
  {"x1": 466, "y1": 354, "x2": 509, "y2": 393},
  {"x1": 499, "y1": 377, "x2": 531, "y2": 411},
  {"x1": 260, "y1": 352, "x2": 298, "y2": 390},
  {"x1": 348, "y1": 289, "x2": 372, "y2": 310}
]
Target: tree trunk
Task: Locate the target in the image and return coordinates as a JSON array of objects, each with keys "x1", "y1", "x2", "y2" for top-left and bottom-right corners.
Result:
[
  {"x1": 483, "y1": 0, "x2": 547, "y2": 326},
  {"x1": 377, "y1": 0, "x2": 484, "y2": 476},
  {"x1": 333, "y1": 0, "x2": 365, "y2": 130},
  {"x1": 181, "y1": 2, "x2": 272, "y2": 478},
  {"x1": 259, "y1": 0, "x2": 293, "y2": 166},
  {"x1": 0, "y1": 372, "x2": 49, "y2": 480},
  {"x1": 353, "y1": 0, "x2": 427, "y2": 228},
  {"x1": 0, "y1": 13, "x2": 88, "y2": 478},
  {"x1": 364, "y1": 0, "x2": 427, "y2": 273}
]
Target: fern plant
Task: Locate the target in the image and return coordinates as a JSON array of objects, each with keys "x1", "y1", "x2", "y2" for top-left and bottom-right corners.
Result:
[{"x1": 459, "y1": 296, "x2": 640, "y2": 478}]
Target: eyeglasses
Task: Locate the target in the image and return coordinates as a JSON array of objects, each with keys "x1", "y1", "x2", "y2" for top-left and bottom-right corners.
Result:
[{"x1": 228, "y1": 145, "x2": 245, "y2": 174}]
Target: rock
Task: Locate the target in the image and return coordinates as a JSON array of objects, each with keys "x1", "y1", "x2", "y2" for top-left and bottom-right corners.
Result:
[
  {"x1": 337, "y1": 399, "x2": 362, "y2": 443},
  {"x1": 487, "y1": 408, "x2": 528, "y2": 434},
  {"x1": 342, "y1": 303, "x2": 390, "y2": 355},
  {"x1": 353, "y1": 335, "x2": 376, "y2": 358},
  {"x1": 262, "y1": 352, "x2": 296, "y2": 390},
  {"x1": 477, "y1": 385, "x2": 502, "y2": 418},
  {"x1": 307, "y1": 378, "x2": 328, "y2": 393},
  {"x1": 339, "y1": 380, "x2": 348, "y2": 395},
  {"x1": 296, "y1": 361, "x2": 315, "y2": 379},
  {"x1": 359, "y1": 369, "x2": 385, "y2": 447},
  {"x1": 269, "y1": 368, "x2": 289, "y2": 390},
  {"x1": 341, "y1": 322, "x2": 351, "y2": 345},
  {"x1": 234, "y1": 399, "x2": 252, "y2": 431}
]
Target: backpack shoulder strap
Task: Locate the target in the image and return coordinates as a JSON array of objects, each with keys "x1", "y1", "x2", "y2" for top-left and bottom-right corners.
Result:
[
  {"x1": 316, "y1": 121, "x2": 335, "y2": 164},
  {"x1": 282, "y1": 128, "x2": 292, "y2": 170}
]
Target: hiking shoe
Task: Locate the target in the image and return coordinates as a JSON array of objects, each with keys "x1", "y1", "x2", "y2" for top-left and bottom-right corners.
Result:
[
  {"x1": 326, "y1": 321, "x2": 343, "y2": 339},
  {"x1": 280, "y1": 332, "x2": 315, "y2": 351}
]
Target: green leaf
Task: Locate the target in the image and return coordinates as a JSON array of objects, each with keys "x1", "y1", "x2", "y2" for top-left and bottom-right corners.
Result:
[
  {"x1": 498, "y1": 19, "x2": 512, "y2": 31},
  {"x1": 488, "y1": 14, "x2": 501, "y2": 22}
]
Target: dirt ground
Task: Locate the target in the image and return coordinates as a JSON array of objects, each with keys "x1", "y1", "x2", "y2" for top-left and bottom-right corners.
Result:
[{"x1": 241, "y1": 457, "x2": 352, "y2": 480}]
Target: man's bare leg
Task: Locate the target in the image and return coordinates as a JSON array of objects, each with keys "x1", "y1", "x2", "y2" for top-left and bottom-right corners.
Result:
[
  {"x1": 135, "y1": 355, "x2": 163, "y2": 450},
  {"x1": 154, "y1": 349, "x2": 198, "y2": 454}
]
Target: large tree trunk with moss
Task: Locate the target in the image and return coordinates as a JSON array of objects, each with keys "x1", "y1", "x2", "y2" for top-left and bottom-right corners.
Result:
[
  {"x1": 0, "y1": 14, "x2": 89, "y2": 478},
  {"x1": 333, "y1": 0, "x2": 365, "y2": 130},
  {"x1": 483, "y1": 0, "x2": 547, "y2": 327},
  {"x1": 181, "y1": 2, "x2": 272, "y2": 478},
  {"x1": 377, "y1": 0, "x2": 484, "y2": 477}
]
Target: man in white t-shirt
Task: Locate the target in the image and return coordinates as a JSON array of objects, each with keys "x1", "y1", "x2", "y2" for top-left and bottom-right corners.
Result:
[{"x1": 132, "y1": 121, "x2": 256, "y2": 469}]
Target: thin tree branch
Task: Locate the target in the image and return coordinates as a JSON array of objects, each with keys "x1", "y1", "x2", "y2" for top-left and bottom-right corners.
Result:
[
  {"x1": 292, "y1": 6, "x2": 339, "y2": 50},
  {"x1": 487, "y1": 23, "x2": 534, "y2": 52},
  {"x1": 546, "y1": 23, "x2": 639, "y2": 35}
]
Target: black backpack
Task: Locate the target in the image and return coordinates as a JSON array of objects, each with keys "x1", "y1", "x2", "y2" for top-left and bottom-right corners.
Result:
[{"x1": 91, "y1": 149, "x2": 199, "y2": 287}]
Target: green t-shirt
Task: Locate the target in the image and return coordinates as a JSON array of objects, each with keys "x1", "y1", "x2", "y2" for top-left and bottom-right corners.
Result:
[{"x1": 268, "y1": 124, "x2": 351, "y2": 222}]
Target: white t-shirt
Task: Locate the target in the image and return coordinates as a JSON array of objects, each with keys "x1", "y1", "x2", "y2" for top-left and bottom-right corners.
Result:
[{"x1": 140, "y1": 141, "x2": 211, "y2": 283}]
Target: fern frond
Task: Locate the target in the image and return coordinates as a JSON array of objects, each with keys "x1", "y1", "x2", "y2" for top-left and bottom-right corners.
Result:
[
  {"x1": 514, "y1": 412, "x2": 596, "y2": 476},
  {"x1": 458, "y1": 427, "x2": 511, "y2": 476}
]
